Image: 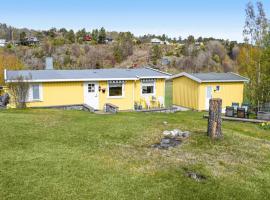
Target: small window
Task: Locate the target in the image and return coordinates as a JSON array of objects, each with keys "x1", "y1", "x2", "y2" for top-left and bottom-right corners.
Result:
[
  {"x1": 32, "y1": 84, "x2": 40, "y2": 100},
  {"x1": 141, "y1": 81, "x2": 155, "y2": 95},
  {"x1": 142, "y1": 85, "x2": 154, "y2": 94},
  {"x1": 109, "y1": 83, "x2": 123, "y2": 97},
  {"x1": 88, "y1": 84, "x2": 95, "y2": 93},
  {"x1": 216, "y1": 86, "x2": 220, "y2": 91}
]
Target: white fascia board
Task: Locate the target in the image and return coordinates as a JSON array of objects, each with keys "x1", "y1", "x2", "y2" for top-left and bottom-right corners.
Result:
[{"x1": 169, "y1": 72, "x2": 202, "y2": 83}]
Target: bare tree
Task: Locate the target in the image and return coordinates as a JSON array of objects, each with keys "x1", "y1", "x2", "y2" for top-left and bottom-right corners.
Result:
[{"x1": 7, "y1": 75, "x2": 31, "y2": 108}]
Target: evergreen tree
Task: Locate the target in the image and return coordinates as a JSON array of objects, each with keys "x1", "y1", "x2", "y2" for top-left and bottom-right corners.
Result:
[{"x1": 98, "y1": 27, "x2": 106, "y2": 44}]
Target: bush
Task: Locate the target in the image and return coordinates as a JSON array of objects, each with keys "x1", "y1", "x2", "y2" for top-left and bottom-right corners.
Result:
[{"x1": 259, "y1": 122, "x2": 270, "y2": 130}]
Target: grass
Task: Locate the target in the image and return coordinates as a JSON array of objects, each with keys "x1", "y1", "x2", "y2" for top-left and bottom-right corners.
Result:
[{"x1": 1, "y1": 109, "x2": 270, "y2": 200}]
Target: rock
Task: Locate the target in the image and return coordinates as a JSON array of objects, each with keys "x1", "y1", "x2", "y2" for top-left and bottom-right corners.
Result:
[
  {"x1": 171, "y1": 129, "x2": 181, "y2": 136},
  {"x1": 161, "y1": 138, "x2": 170, "y2": 144},
  {"x1": 163, "y1": 121, "x2": 168, "y2": 125},
  {"x1": 163, "y1": 130, "x2": 171, "y2": 136},
  {"x1": 182, "y1": 131, "x2": 190, "y2": 138},
  {"x1": 187, "y1": 172, "x2": 206, "y2": 182}
]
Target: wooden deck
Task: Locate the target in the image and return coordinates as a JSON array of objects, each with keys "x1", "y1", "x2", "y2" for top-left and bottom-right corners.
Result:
[{"x1": 203, "y1": 114, "x2": 268, "y2": 123}]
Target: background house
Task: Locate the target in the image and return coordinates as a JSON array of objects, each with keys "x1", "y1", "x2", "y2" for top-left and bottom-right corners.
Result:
[
  {"x1": 0, "y1": 39, "x2": 6, "y2": 47},
  {"x1": 170, "y1": 72, "x2": 249, "y2": 111}
]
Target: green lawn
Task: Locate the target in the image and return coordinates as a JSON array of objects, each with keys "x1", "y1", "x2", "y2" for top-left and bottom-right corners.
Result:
[{"x1": 1, "y1": 109, "x2": 270, "y2": 200}]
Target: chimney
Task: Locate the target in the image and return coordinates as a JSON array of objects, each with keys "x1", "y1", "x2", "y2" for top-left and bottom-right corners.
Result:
[{"x1": 45, "y1": 57, "x2": 53, "y2": 70}]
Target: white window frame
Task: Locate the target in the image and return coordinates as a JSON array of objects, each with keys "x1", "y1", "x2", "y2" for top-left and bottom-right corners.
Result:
[
  {"x1": 141, "y1": 81, "x2": 156, "y2": 97},
  {"x1": 107, "y1": 81, "x2": 125, "y2": 99},
  {"x1": 27, "y1": 84, "x2": 43, "y2": 102}
]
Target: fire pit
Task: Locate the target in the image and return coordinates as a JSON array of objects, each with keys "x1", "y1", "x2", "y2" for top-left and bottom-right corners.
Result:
[{"x1": 152, "y1": 129, "x2": 190, "y2": 149}]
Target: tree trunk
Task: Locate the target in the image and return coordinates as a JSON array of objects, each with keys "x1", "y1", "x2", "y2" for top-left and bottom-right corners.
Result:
[{"x1": 207, "y1": 98, "x2": 223, "y2": 139}]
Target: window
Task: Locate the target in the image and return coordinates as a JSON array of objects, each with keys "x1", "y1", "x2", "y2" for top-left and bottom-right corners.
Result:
[
  {"x1": 141, "y1": 80, "x2": 155, "y2": 95},
  {"x1": 109, "y1": 83, "x2": 123, "y2": 97},
  {"x1": 28, "y1": 84, "x2": 42, "y2": 101},
  {"x1": 88, "y1": 84, "x2": 95, "y2": 93},
  {"x1": 215, "y1": 86, "x2": 220, "y2": 91},
  {"x1": 32, "y1": 84, "x2": 40, "y2": 100},
  {"x1": 142, "y1": 85, "x2": 154, "y2": 94}
]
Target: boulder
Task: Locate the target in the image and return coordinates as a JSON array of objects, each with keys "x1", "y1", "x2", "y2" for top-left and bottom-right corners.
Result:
[
  {"x1": 163, "y1": 130, "x2": 171, "y2": 136},
  {"x1": 182, "y1": 131, "x2": 190, "y2": 138},
  {"x1": 171, "y1": 129, "x2": 182, "y2": 137}
]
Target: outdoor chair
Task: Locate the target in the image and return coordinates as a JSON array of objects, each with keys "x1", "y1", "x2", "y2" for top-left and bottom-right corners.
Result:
[
  {"x1": 225, "y1": 106, "x2": 234, "y2": 117},
  {"x1": 158, "y1": 96, "x2": 164, "y2": 108},
  {"x1": 241, "y1": 103, "x2": 250, "y2": 118},
  {"x1": 232, "y1": 102, "x2": 239, "y2": 115},
  {"x1": 237, "y1": 107, "x2": 246, "y2": 118},
  {"x1": 144, "y1": 96, "x2": 151, "y2": 110}
]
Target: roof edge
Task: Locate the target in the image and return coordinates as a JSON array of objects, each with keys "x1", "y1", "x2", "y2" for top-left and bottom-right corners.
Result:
[
  {"x1": 229, "y1": 72, "x2": 250, "y2": 82},
  {"x1": 145, "y1": 66, "x2": 172, "y2": 76},
  {"x1": 169, "y1": 72, "x2": 202, "y2": 83}
]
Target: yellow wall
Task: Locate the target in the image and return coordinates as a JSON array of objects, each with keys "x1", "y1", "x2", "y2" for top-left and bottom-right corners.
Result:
[
  {"x1": 134, "y1": 79, "x2": 165, "y2": 108},
  {"x1": 172, "y1": 76, "x2": 199, "y2": 109},
  {"x1": 172, "y1": 76, "x2": 245, "y2": 111},
  {"x1": 27, "y1": 82, "x2": 84, "y2": 107},
  {"x1": 99, "y1": 79, "x2": 166, "y2": 110},
  {"x1": 7, "y1": 79, "x2": 166, "y2": 110},
  {"x1": 198, "y1": 82, "x2": 244, "y2": 111},
  {"x1": 99, "y1": 80, "x2": 135, "y2": 110}
]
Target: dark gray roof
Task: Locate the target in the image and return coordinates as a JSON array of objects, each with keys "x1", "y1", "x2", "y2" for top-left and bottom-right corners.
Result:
[
  {"x1": 171, "y1": 72, "x2": 249, "y2": 83},
  {"x1": 5, "y1": 67, "x2": 170, "y2": 82}
]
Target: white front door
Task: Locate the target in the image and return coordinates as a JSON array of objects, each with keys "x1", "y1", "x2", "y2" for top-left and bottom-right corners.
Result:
[
  {"x1": 84, "y1": 82, "x2": 99, "y2": 109},
  {"x1": 205, "y1": 86, "x2": 212, "y2": 110}
]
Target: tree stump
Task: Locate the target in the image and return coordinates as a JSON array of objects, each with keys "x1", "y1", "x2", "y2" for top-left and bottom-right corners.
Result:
[{"x1": 207, "y1": 98, "x2": 223, "y2": 139}]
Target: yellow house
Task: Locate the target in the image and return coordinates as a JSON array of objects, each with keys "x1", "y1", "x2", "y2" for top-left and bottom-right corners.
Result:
[
  {"x1": 170, "y1": 72, "x2": 249, "y2": 111},
  {"x1": 4, "y1": 67, "x2": 170, "y2": 111}
]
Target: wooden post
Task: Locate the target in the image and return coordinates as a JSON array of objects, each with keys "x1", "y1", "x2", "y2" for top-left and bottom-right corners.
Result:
[{"x1": 207, "y1": 98, "x2": 222, "y2": 139}]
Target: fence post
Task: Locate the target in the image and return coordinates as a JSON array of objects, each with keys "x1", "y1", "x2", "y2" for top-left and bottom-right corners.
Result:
[{"x1": 207, "y1": 98, "x2": 223, "y2": 139}]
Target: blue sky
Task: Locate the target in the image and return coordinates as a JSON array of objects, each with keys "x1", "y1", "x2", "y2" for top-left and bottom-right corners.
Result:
[{"x1": 1, "y1": 0, "x2": 270, "y2": 41}]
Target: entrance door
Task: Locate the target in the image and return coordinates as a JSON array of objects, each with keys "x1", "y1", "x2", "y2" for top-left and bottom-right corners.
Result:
[
  {"x1": 205, "y1": 86, "x2": 212, "y2": 110},
  {"x1": 84, "y1": 82, "x2": 99, "y2": 109}
]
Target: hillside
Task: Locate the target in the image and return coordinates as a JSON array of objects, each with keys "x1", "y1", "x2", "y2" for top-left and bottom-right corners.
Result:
[{"x1": 0, "y1": 23, "x2": 240, "y2": 74}]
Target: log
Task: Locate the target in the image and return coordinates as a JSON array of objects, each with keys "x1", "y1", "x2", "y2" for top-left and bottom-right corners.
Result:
[{"x1": 207, "y1": 98, "x2": 222, "y2": 139}]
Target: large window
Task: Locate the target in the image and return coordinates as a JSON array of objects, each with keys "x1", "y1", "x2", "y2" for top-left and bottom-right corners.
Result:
[{"x1": 108, "y1": 82, "x2": 124, "y2": 97}]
